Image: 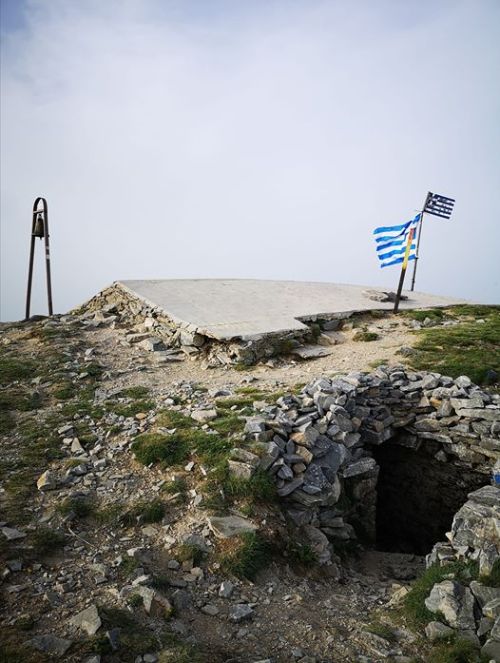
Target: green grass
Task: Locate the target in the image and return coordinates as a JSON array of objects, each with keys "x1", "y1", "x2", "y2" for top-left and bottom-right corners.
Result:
[
  {"x1": 119, "y1": 386, "x2": 150, "y2": 399},
  {"x1": 366, "y1": 621, "x2": 398, "y2": 643},
  {"x1": 203, "y1": 465, "x2": 276, "y2": 511},
  {"x1": 428, "y1": 635, "x2": 489, "y2": 663},
  {"x1": 210, "y1": 415, "x2": 245, "y2": 435},
  {"x1": 0, "y1": 356, "x2": 37, "y2": 384},
  {"x1": 403, "y1": 561, "x2": 479, "y2": 627},
  {"x1": 353, "y1": 331, "x2": 379, "y2": 342},
  {"x1": 58, "y1": 496, "x2": 95, "y2": 518},
  {"x1": 219, "y1": 532, "x2": 271, "y2": 580},
  {"x1": 30, "y1": 527, "x2": 66, "y2": 556},
  {"x1": 216, "y1": 395, "x2": 263, "y2": 409},
  {"x1": 480, "y1": 558, "x2": 500, "y2": 587},
  {"x1": 408, "y1": 307, "x2": 500, "y2": 385},
  {"x1": 156, "y1": 409, "x2": 196, "y2": 429},
  {"x1": 286, "y1": 542, "x2": 317, "y2": 566},
  {"x1": 121, "y1": 498, "x2": 166, "y2": 525},
  {"x1": 0, "y1": 409, "x2": 15, "y2": 434},
  {"x1": 403, "y1": 308, "x2": 445, "y2": 322},
  {"x1": 132, "y1": 432, "x2": 190, "y2": 466},
  {"x1": 53, "y1": 381, "x2": 77, "y2": 400},
  {"x1": 106, "y1": 399, "x2": 154, "y2": 417},
  {"x1": 173, "y1": 543, "x2": 205, "y2": 566}
]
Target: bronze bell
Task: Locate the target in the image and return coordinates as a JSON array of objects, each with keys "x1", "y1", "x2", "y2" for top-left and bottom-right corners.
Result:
[{"x1": 33, "y1": 213, "x2": 45, "y2": 238}]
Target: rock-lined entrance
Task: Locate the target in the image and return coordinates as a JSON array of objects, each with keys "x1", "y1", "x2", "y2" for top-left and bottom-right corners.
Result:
[
  {"x1": 373, "y1": 439, "x2": 487, "y2": 554},
  {"x1": 236, "y1": 366, "x2": 499, "y2": 569}
]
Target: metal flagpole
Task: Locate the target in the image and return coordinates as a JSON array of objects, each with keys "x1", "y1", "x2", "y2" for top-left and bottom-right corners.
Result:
[
  {"x1": 393, "y1": 225, "x2": 416, "y2": 314},
  {"x1": 410, "y1": 191, "x2": 431, "y2": 292}
]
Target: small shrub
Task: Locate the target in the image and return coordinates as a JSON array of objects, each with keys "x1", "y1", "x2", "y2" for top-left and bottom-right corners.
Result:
[
  {"x1": 120, "y1": 385, "x2": 150, "y2": 399},
  {"x1": 173, "y1": 543, "x2": 205, "y2": 566},
  {"x1": 58, "y1": 496, "x2": 95, "y2": 518},
  {"x1": 0, "y1": 357, "x2": 36, "y2": 383},
  {"x1": 286, "y1": 542, "x2": 317, "y2": 566},
  {"x1": 127, "y1": 593, "x2": 144, "y2": 608},
  {"x1": 121, "y1": 498, "x2": 165, "y2": 526},
  {"x1": 353, "y1": 331, "x2": 379, "y2": 342},
  {"x1": 30, "y1": 527, "x2": 66, "y2": 556},
  {"x1": 219, "y1": 532, "x2": 271, "y2": 580},
  {"x1": 366, "y1": 621, "x2": 398, "y2": 643},
  {"x1": 132, "y1": 433, "x2": 190, "y2": 466},
  {"x1": 480, "y1": 558, "x2": 500, "y2": 587},
  {"x1": 428, "y1": 635, "x2": 486, "y2": 663}
]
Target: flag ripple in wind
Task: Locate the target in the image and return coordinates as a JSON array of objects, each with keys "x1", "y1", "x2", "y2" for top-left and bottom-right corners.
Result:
[{"x1": 373, "y1": 213, "x2": 421, "y2": 268}]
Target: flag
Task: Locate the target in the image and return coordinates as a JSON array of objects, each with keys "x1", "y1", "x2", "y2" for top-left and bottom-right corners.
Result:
[
  {"x1": 424, "y1": 192, "x2": 455, "y2": 219},
  {"x1": 373, "y1": 213, "x2": 421, "y2": 268}
]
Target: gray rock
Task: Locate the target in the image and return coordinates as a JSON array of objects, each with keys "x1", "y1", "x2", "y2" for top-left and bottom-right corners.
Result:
[
  {"x1": 481, "y1": 637, "x2": 500, "y2": 661},
  {"x1": 424, "y1": 581, "x2": 477, "y2": 630},
  {"x1": 26, "y1": 634, "x2": 72, "y2": 657},
  {"x1": 470, "y1": 582, "x2": 500, "y2": 608},
  {"x1": 229, "y1": 604, "x2": 254, "y2": 622},
  {"x1": 36, "y1": 470, "x2": 57, "y2": 491},
  {"x1": 208, "y1": 515, "x2": 257, "y2": 539},
  {"x1": 341, "y1": 457, "x2": 377, "y2": 478},
  {"x1": 228, "y1": 461, "x2": 255, "y2": 480},
  {"x1": 1, "y1": 526, "x2": 26, "y2": 541},
  {"x1": 191, "y1": 409, "x2": 218, "y2": 423},
  {"x1": 425, "y1": 621, "x2": 454, "y2": 642},
  {"x1": 70, "y1": 604, "x2": 101, "y2": 635},
  {"x1": 201, "y1": 604, "x2": 219, "y2": 616},
  {"x1": 219, "y1": 581, "x2": 235, "y2": 598}
]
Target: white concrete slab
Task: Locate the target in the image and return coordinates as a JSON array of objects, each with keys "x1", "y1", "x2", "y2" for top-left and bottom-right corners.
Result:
[{"x1": 118, "y1": 279, "x2": 466, "y2": 341}]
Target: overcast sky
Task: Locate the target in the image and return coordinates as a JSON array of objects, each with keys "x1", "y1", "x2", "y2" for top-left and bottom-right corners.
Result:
[{"x1": 1, "y1": 0, "x2": 499, "y2": 321}]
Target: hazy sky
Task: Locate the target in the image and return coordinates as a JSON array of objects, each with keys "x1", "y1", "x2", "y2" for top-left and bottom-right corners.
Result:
[{"x1": 1, "y1": 0, "x2": 499, "y2": 321}]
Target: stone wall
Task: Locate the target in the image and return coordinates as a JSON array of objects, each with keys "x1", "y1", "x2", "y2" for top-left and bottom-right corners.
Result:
[
  {"x1": 236, "y1": 366, "x2": 499, "y2": 565},
  {"x1": 79, "y1": 282, "x2": 314, "y2": 366}
]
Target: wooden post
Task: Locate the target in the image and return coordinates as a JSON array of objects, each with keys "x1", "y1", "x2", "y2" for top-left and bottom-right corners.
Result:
[{"x1": 393, "y1": 226, "x2": 416, "y2": 314}]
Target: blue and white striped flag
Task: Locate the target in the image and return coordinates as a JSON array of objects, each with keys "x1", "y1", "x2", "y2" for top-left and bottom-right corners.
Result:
[{"x1": 373, "y1": 213, "x2": 421, "y2": 268}]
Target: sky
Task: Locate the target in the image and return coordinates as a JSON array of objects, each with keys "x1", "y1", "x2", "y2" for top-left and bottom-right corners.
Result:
[{"x1": 1, "y1": 0, "x2": 499, "y2": 321}]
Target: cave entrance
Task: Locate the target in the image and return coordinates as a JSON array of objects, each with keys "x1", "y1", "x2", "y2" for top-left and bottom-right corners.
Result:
[{"x1": 372, "y1": 440, "x2": 487, "y2": 555}]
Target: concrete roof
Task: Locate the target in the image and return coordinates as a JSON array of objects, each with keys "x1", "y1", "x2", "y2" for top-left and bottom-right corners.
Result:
[{"x1": 118, "y1": 279, "x2": 466, "y2": 341}]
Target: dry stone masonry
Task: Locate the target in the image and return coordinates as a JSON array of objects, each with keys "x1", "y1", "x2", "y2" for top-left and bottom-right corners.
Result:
[
  {"x1": 78, "y1": 282, "x2": 343, "y2": 366},
  {"x1": 233, "y1": 365, "x2": 499, "y2": 563}
]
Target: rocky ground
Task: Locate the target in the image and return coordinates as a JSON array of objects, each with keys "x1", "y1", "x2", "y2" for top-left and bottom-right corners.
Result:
[{"x1": 0, "y1": 307, "x2": 497, "y2": 662}]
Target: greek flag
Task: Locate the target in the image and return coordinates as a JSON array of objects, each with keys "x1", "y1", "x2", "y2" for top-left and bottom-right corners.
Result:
[{"x1": 373, "y1": 213, "x2": 421, "y2": 268}]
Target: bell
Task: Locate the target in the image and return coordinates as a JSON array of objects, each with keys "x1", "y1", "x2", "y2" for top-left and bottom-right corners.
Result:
[{"x1": 33, "y1": 213, "x2": 45, "y2": 238}]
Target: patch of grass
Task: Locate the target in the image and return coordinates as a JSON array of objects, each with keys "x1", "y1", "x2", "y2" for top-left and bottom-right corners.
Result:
[
  {"x1": 480, "y1": 558, "x2": 500, "y2": 587},
  {"x1": 53, "y1": 381, "x2": 77, "y2": 400},
  {"x1": 366, "y1": 621, "x2": 398, "y2": 643},
  {"x1": 353, "y1": 330, "x2": 379, "y2": 342},
  {"x1": 446, "y1": 304, "x2": 499, "y2": 319},
  {"x1": 58, "y1": 495, "x2": 95, "y2": 519},
  {"x1": 234, "y1": 386, "x2": 264, "y2": 396},
  {"x1": 403, "y1": 308, "x2": 445, "y2": 322},
  {"x1": 403, "y1": 561, "x2": 479, "y2": 627},
  {"x1": 127, "y1": 593, "x2": 144, "y2": 608},
  {"x1": 118, "y1": 556, "x2": 139, "y2": 579},
  {"x1": 428, "y1": 635, "x2": 488, "y2": 663},
  {"x1": 94, "y1": 502, "x2": 123, "y2": 525},
  {"x1": 155, "y1": 409, "x2": 196, "y2": 429},
  {"x1": 224, "y1": 469, "x2": 277, "y2": 503},
  {"x1": 30, "y1": 527, "x2": 66, "y2": 556},
  {"x1": 216, "y1": 395, "x2": 261, "y2": 409},
  {"x1": 0, "y1": 389, "x2": 42, "y2": 412},
  {"x1": 98, "y1": 606, "x2": 157, "y2": 657},
  {"x1": 408, "y1": 308, "x2": 500, "y2": 385},
  {"x1": 161, "y1": 477, "x2": 188, "y2": 494},
  {"x1": 211, "y1": 415, "x2": 245, "y2": 435},
  {"x1": 286, "y1": 542, "x2": 317, "y2": 566},
  {"x1": 219, "y1": 532, "x2": 272, "y2": 580},
  {"x1": 121, "y1": 498, "x2": 166, "y2": 526},
  {"x1": 0, "y1": 409, "x2": 15, "y2": 434},
  {"x1": 107, "y1": 399, "x2": 154, "y2": 417},
  {"x1": 132, "y1": 432, "x2": 190, "y2": 466},
  {"x1": 173, "y1": 543, "x2": 205, "y2": 566},
  {"x1": 0, "y1": 356, "x2": 37, "y2": 383},
  {"x1": 120, "y1": 385, "x2": 150, "y2": 399}
]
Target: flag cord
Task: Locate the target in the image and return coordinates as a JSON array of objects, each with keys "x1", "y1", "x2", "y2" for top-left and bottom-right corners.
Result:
[{"x1": 410, "y1": 192, "x2": 432, "y2": 292}]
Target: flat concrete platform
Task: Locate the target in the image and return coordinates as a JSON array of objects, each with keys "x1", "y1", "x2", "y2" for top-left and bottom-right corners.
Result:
[{"x1": 118, "y1": 279, "x2": 466, "y2": 341}]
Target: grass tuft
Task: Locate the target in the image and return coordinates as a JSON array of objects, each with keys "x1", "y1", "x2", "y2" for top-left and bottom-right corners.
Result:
[
  {"x1": 219, "y1": 531, "x2": 271, "y2": 580},
  {"x1": 30, "y1": 527, "x2": 66, "y2": 556}
]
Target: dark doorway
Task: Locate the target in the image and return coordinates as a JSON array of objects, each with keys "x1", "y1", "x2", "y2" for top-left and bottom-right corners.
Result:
[{"x1": 372, "y1": 441, "x2": 487, "y2": 555}]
